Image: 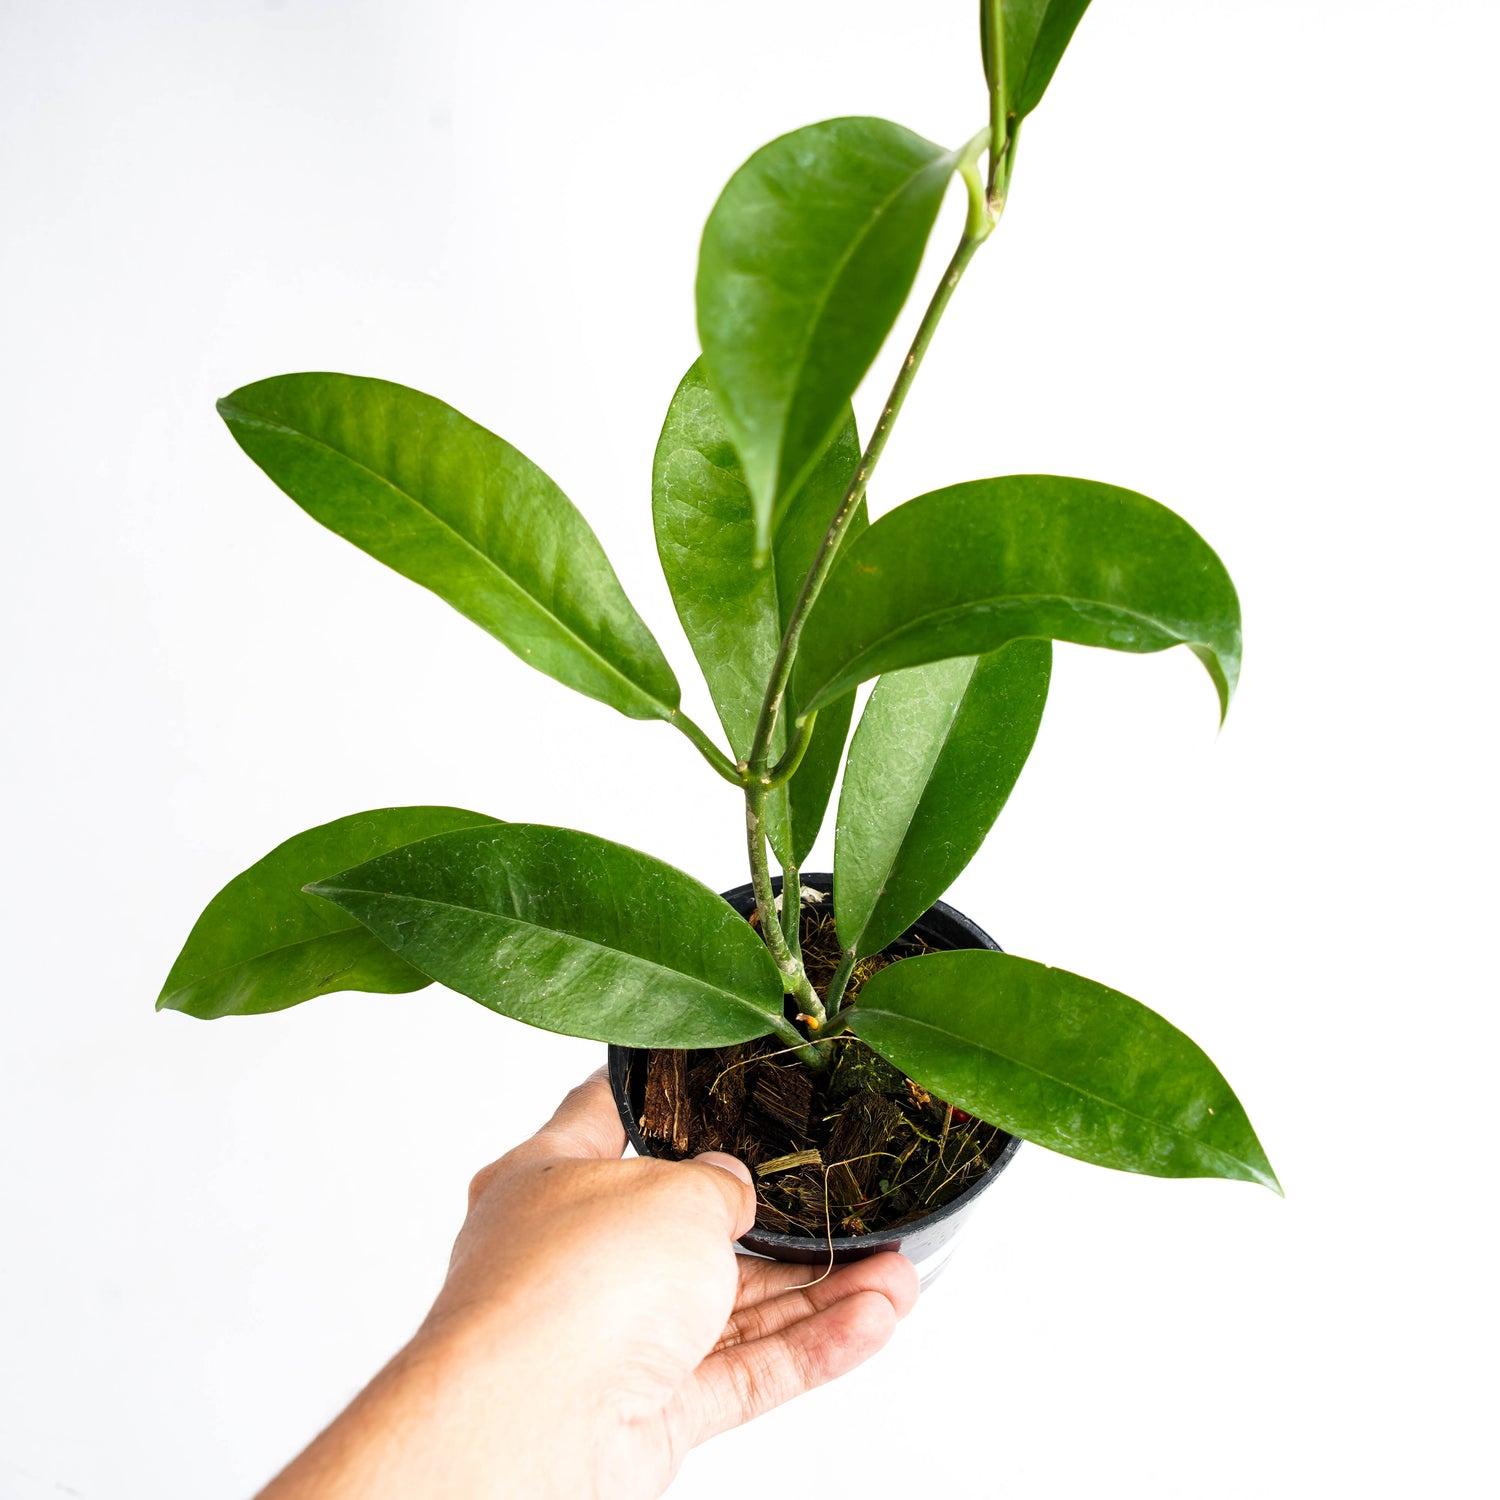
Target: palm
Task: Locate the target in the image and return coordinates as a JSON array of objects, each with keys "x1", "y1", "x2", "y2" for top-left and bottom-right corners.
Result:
[{"x1": 603, "y1": 1252, "x2": 916, "y2": 1497}]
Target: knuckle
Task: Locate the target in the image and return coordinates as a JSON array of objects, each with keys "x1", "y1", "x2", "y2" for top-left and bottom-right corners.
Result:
[{"x1": 466, "y1": 1160, "x2": 501, "y2": 1209}]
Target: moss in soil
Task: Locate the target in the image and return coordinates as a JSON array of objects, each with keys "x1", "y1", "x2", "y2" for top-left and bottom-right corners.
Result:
[{"x1": 640, "y1": 907, "x2": 1005, "y2": 1239}]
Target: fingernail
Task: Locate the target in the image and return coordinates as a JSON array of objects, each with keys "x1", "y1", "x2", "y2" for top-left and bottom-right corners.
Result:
[{"x1": 693, "y1": 1151, "x2": 754, "y2": 1188}]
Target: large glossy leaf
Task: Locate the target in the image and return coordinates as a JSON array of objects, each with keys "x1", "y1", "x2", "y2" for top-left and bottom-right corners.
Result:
[
  {"x1": 697, "y1": 117, "x2": 958, "y2": 558},
  {"x1": 653, "y1": 358, "x2": 864, "y2": 863},
  {"x1": 307, "y1": 823, "x2": 786, "y2": 1048},
  {"x1": 835, "y1": 640, "x2": 1051, "y2": 958},
  {"x1": 157, "y1": 807, "x2": 499, "y2": 1019},
  {"x1": 984, "y1": 1, "x2": 1095, "y2": 121},
  {"x1": 850, "y1": 950, "x2": 1279, "y2": 1190},
  {"x1": 218, "y1": 373, "x2": 680, "y2": 720},
  {"x1": 794, "y1": 476, "x2": 1241, "y2": 721}
]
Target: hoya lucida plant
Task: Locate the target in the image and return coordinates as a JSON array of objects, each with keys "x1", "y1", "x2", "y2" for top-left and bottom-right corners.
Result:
[{"x1": 159, "y1": 2, "x2": 1279, "y2": 1203}]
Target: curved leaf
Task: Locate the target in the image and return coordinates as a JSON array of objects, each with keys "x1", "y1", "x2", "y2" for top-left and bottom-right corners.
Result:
[
  {"x1": 794, "y1": 476, "x2": 1241, "y2": 721},
  {"x1": 653, "y1": 358, "x2": 864, "y2": 863},
  {"x1": 835, "y1": 640, "x2": 1051, "y2": 958},
  {"x1": 157, "y1": 807, "x2": 499, "y2": 1019},
  {"x1": 850, "y1": 950, "x2": 1279, "y2": 1190},
  {"x1": 697, "y1": 117, "x2": 958, "y2": 558},
  {"x1": 218, "y1": 373, "x2": 680, "y2": 720},
  {"x1": 307, "y1": 823, "x2": 786, "y2": 1048},
  {"x1": 985, "y1": 1, "x2": 1095, "y2": 122}
]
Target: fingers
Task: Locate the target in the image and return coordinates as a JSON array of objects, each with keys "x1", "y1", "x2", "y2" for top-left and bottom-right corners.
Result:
[
  {"x1": 528, "y1": 1068, "x2": 628, "y2": 1161},
  {"x1": 690, "y1": 1287, "x2": 903, "y2": 1443},
  {"x1": 718, "y1": 1253, "x2": 918, "y2": 1350}
]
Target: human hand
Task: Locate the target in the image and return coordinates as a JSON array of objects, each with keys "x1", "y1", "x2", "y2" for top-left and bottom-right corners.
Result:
[{"x1": 259, "y1": 1068, "x2": 918, "y2": 1500}]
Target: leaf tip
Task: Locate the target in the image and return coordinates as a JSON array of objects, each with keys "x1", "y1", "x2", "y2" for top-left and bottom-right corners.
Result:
[{"x1": 1189, "y1": 644, "x2": 1236, "y2": 728}]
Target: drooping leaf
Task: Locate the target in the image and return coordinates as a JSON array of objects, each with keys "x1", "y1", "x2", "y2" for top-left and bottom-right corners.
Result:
[
  {"x1": 697, "y1": 118, "x2": 959, "y2": 558},
  {"x1": 653, "y1": 358, "x2": 864, "y2": 863},
  {"x1": 835, "y1": 640, "x2": 1051, "y2": 957},
  {"x1": 218, "y1": 373, "x2": 680, "y2": 720},
  {"x1": 850, "y1": 950, "x2": 1280, "y2": 1190},
  {"x1": 157, "y1": 807, "x2": 500, "y2": 1019},
  {"x1": 983, "y1": 1, "x2": 1095, "y2": 122},
  {"x1": 307, "y1": 823, "x2": 786, "y2": 1048},
  {"x1": 794, "y1": 475, "x2": 1241, "y2": 721}
]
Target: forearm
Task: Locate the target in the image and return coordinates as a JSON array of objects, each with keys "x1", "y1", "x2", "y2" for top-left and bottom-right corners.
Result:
[
  {"x1": 253, "y1": 1076, "x2": 913, "y2": 1500},
  {"x1": 258, "y1": 1320, "x2": 582, "y2": 1500}
]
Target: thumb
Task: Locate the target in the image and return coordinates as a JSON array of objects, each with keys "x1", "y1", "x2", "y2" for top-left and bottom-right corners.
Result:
[
  {"x1": 528, "y1": 1068, "x2": 628, "y2": 1161},
  {"x1": 688, "y1": 1151, "x2": 757, "y2": 1240}
]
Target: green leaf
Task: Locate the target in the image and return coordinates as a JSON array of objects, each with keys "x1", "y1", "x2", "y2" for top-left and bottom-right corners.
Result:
[
  {"x1": 653, "y1": 359, "x2": 864, "y2": 863},
  {"x1": 697, "y1": 118, "x2": 958, "y2": 558},
  {"x1": 218, "y1": 373, "x2": 680, "y2": 720},
  {"x1": 157, "y1": 807, "x2": 500, "y2": 1019},
  {"x1": 835, "y1": 640, "x2": 1051, "y2": 958},
  {"x1": 985, "y1": 1, "x2": 1095, "y2": 121},
  {"x1": 307, "y1": 823, "x2": 786, "y2": 1048},
  {"x1": 849, "y1": 950, "x2": 1279, "y2": 1190},
  {"x1": 794, "y1": 475, "x2": 1241, "y2": 722}
]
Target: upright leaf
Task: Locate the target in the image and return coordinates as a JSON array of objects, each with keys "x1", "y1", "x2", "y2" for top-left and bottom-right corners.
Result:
[
  {"x1": 218, "y1": 373, "x2": 680, "y2": 720},
  {"x1": 157, "y1": 807, "x2": 499, "y2": 1019},
  {"x1": 653, "y1": 359, "x2": 865, "y2": 863},
  {"x1": 984, "y1": 1, "x2": 1095, "y2": 122},
  {"x1": 307, "y1": 823, "x2": 786, "y2": 1048},
  {"x1": 850, "y1": 950, "x2": 1280, "y2": 1190},
  {"x1": 794, "y1": 475, "x2": 1241, "y2": 721},
  {"x1": 835, "y1": 640, "x2": 1051, "y2": 958},
  {"x1": 697, "y1": 118, "x2": 959, "y2": 558}
]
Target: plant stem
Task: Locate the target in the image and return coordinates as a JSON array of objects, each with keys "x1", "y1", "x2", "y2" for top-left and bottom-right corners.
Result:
[
  {"x1": 780, "y1": 861, "x2": 802, "y2": 961},
  {"x1": 763, "y1": 710, "x2": 817, "y2": 790},
  {"x1": 744, "y1": 129, "x2": 997, "y2": 785},
  {"x1": 824, "y1": 949, "x2": 858, "y2": 1013},
  {"x1": 767, "y1": 1013, "x2": 816, "y2": 1053},
  {"x1": 980, "y1": 0, "x2": 1009, "y2": 201},
  {"x1": 668, "y1": 709, "x2": 745, "y2": 786},
  {"x1": 745, "y1": 785, "x2": 824, "y2": 1022},
  {"x1": 741, "y1": 125, "x2": 1013, "y2": 1058},
  {"x1": 818, "y1": 1007, "x2": 854, "y2": 1041}
]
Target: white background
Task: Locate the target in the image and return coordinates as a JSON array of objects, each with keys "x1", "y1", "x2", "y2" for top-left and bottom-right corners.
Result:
[{"x1": 3, "y1": 1, "x2": 1496, "y2": 1495}]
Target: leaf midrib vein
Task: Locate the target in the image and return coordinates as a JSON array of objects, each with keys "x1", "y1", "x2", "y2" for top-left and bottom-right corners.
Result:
[
  {"x1": 846, "y1": 657, "x2": 977, "y2": 955},
  {"x1": 808, "y1": 590, "x2": 1212, "y2": 707},
  {"x1": 221, "y1": 400, "x2": 666, "y2": 715},
  {"x1": 161, "y1": 924, "x2": 405, "y2": 1001},
  {"x1": 764, "y1": 139, "x2": 953, "y2": 495},
  {"x1": 853, "y1": 1006, "x2": 1257, "y2": 1176},
  {"x1": 318, "y1": 886, "x2": 777, "y2": 1021}
]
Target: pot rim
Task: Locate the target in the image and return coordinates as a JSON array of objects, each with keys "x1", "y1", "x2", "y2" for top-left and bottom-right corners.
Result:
[{"x1": 608, "y1": 872, "x2": 1021, "y2": 1256}]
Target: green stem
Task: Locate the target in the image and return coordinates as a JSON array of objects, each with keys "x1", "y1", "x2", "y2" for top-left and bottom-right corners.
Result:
[
  {"x1": 767, "y1": 1013, "x2": 815, "y2": 1052},
  {"x1": 745, "y1": 784, "x2": 824, "y2": 1023},
  {"x1": 780, "y1": 862, "x2": 802, "y2": 960},
  {"x1": 980, "y1": 0, "x2": 1008, "y2": 201},
  {"x1": 739, "y1": 122, "x2": 1014, "y2": 1064},
  {"x1": 668, "y1": 709, "x2": 745, "y2": 786},
  {"x1": 763, "y1": 711, "x2": 818, "y2": 790},
  {"x1": 823, "y1": 949, "x2": 858, "y2": 1013},
  {"x1": 818, "y1": 1007, "x2": 855, "y2": 1041},
  {"x1": 744, "y1": 129, "x2": 997, "y2": 783}
]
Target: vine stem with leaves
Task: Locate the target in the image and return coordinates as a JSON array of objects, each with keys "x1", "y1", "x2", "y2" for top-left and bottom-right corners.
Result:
[{"x1": 739, "y1": 125, "x2": 1014, "y2": 1040}]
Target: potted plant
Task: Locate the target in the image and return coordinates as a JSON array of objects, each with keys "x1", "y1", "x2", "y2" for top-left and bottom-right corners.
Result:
[{"x1": 158, "y1": 0, "x2": 1279, "y2": 1277}]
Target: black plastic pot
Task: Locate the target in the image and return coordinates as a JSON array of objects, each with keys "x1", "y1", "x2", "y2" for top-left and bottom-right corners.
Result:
[{"x1": 608, "y1": 873, "x2": 1021, "y2": 1281}]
